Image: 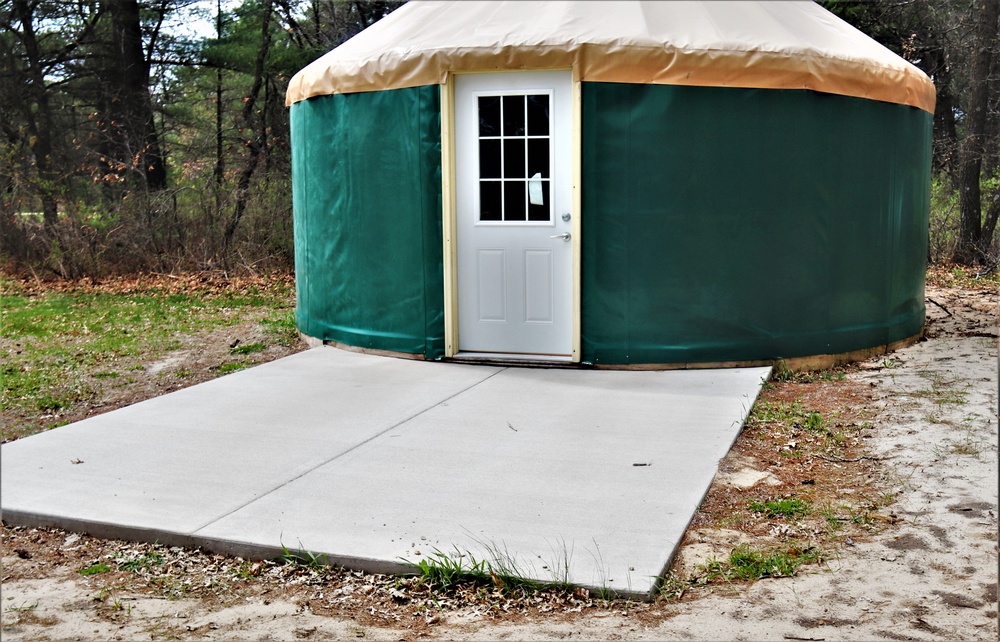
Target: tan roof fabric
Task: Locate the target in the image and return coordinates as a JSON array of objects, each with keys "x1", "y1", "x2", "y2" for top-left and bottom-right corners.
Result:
[{"x1": 286, "y1": 0, "x2": 935, "y2": 113}]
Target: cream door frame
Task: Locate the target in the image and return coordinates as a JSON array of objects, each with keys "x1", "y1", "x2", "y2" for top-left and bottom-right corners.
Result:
[{"x1": 441, "y1": 69, "x2": 581, "y2": 362}]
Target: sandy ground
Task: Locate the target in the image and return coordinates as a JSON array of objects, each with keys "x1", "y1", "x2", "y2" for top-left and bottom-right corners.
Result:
[{"x1": 2, "y1": 284, "x2": 997, "y2": 641}]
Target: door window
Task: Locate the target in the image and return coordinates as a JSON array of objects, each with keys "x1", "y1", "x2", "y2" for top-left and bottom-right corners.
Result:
[{"x1": 477, "y1": 93, "x2": 551, "y2": 223}]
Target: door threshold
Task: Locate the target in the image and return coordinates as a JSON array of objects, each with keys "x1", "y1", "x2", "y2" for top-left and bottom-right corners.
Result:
[{"x1": 452, "y1": 351, "x2": 576, "y2": 368}]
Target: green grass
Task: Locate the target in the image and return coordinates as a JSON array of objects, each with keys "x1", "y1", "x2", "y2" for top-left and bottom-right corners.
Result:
[
  {"x1": 403, "y1": 542, "x2": 574, "y2": 597},
  {"x1": 748, "y1": 400, "x2": 806, "y2": 425},
  {"x1": 912, "y1": 371, "x2": 969, "y2": 406},
  {"x1": 262, "y1": 312, "x2": 300, "y2": 346},
  {"x1": 700, "y1": 544, "x2": 821, "y2": 582},
  {"x1": 79, "y1": 562, "x2": 111, "y2": 576},
  {"x1": 214, "y1": 362, "x2": 250, "y2": 374},
  {"x1": 748, "y1": 403, "x2": 850, "y2": 453},
  {"x1": 118, "y1": 551, "x2": 164, "y2": 572},
  {"x1": 230, "y1": 342, "x2": 267, "y2": 355},
  {"x1": 0, "y1": 277, "x2": 296, "y2": 440},
  {"x1": 804, "y1": 411, "x2": 825, "y2": 432},
  {"x1": 749, "y1": 497, "x2": 810, "y2": 519},
  {"x1": 772, "y1": 361, "x2": 847, "y2": 383},
  {"x1": 405, "y1": 547, "x2": 491, "y2": 591},
  {"x1": 275, "y1": 543, "x2": 328, "y2": 569}
]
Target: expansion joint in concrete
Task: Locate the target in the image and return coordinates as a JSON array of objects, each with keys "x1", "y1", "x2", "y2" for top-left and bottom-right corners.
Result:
[{"x1": 188, "y1": 368, "x2": 508, "y2": 535}]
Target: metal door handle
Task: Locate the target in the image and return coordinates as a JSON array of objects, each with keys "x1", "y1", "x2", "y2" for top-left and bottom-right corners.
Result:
[{"x1": 549, "y1": 232, "x2": 571, "y2": 241}]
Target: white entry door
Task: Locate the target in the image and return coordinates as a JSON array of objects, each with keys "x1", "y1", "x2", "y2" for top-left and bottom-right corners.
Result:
[{"x1": 455, "y1": 71, "x2": 573, "y2": 359}]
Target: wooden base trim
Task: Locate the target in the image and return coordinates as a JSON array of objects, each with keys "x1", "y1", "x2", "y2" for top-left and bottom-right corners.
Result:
[{"x1": 301, "y1": 330, "x2": 924, "y2": 373}]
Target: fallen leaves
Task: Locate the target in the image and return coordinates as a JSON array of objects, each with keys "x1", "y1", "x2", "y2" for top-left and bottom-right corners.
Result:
[{"x1": 1, "y1": 270, "x2": 295, "y2": 299}]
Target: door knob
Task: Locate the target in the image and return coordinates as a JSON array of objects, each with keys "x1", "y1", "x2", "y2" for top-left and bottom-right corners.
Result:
[{"x1": 549, "y1": 232, "x2": 571, "y2": 241}]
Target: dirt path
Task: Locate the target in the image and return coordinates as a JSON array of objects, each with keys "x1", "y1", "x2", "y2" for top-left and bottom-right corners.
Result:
[{"x1": 2, "y1": 284, "x2": 997, "y2": 641}]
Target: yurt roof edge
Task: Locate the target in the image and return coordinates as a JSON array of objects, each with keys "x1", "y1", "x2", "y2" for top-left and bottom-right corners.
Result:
[{"x1": 285, "y1": 0, "x2": 935, "y2": 113}]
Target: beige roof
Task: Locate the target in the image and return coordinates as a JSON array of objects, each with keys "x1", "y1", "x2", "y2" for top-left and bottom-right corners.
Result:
[{"x1": 286, "y1": 0, "x2": 935, "y2": 113}]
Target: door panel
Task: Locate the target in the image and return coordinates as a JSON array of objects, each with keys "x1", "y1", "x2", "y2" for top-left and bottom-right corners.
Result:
[
  {"x1": 477, "y1": 249, "x2": 507, "y2": 322},
  {"x1": 524, "y1": 250, "x2": 554, "y2": 323},
  {"x1": 455, "y1": 71, "x2": 572, "y2": 357}
]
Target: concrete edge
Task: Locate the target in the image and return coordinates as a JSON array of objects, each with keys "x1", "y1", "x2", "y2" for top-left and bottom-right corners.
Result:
[
  {"x1": 646, "y1": 365, "x2": 774, "y2": 598},
  {"x1": 1, "y1": 510, "x2": 199, "y2": 550},
  {"x1": 1, "y1": 509, "x2": 658, "y2": 601},
  {"x1": 1, "y1": 509, "x2": 424, "y2": 578}
]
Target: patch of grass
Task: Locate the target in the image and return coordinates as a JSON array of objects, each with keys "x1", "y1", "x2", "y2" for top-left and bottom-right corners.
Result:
[
  {"x1": 94, "y1": 587, "x2": 131, "y2": 613},
  {"x1": 771, "y1": 361, "x2": 846, "y2": 383},
  {"x1": 79, "y1": 562, "x2": 111, "y2": 575},
  {"x1": 1, "y1": 281, "x2": 296, "y2": 439},
  {"x1": 118, "y1": 551, "x2": 164, "y2": 572},
  {"x1": 801, "y1": 370, "x2": 847, "y2": 383},
  {"x1": 146, "y1": 575, "x2": 190, "y2": 600},
  {"x1": 912, "y1": 387, "x2": 969, "y2": 406},
  {"x1": 263, "y1": 311, "x2": 299, "y2": 346},
  {"x1": 403, "y1": 541, "x2": 574, "y2": 597},
  {"x1": 749, "y1": 497, "x2": 810, "y2": 519},
  {"x1": 214, "y1": 361, "x2": 249, "y2": 375},
  {"x1": 481, "y1": 537, "x2": 572, "y2": 594},
  {"x1": 230, "y1": 342, "x2": 266, "y2": 355},
  {"x1": 804, "y1": 411, "x2": 825, "y2": 432},
  {"x1": 755, "y1": 405, "x2": 848, "y2": 452},
  {"x1": 936, "y1": 420, "x2": 988, "y2": 457},
  {"x1": 700, "y1": 544, "x2": 821, "y2": 582},
  {"x1": 821, "y1": 494, "x2": 896, "y2": 533},
  {"x1": 656, "y1": 573, "x2": 688, "y2": 601},
  {"x1": 912, "y1": 371, "x2": 969, "y2": 406},
  {"x1": 946, "y1": 439, "x2": 985, "y2": 455},
  {"x1": 749, "y1": 400, "x2": 806, "y2": 426},
  {"x1": 771, "y1": 361, "x2": 796, "y2": 382},
  {"x1": 275, "y1": 543, "x2": 328, "y2": 569},
  {"x1": 405, "y1": 547, "x2": 491, "y2": 591},
  {"x1": 819, "y1": 504, "x2": 845, "y2": 532},
  {"x1": 2, "y1": 601, "x2": 59, "y2": 627}
]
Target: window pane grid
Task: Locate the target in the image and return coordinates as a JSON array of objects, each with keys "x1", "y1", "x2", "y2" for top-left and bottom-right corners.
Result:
[{"x1": 477, "y1": 93, "x2": 551, "y2": 223}]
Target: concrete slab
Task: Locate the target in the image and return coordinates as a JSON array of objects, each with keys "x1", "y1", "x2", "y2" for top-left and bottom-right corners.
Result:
[
  {"x1": 1, "y1": 349, "x2": 500, "y2": 536},
  {"x1": 1, "y1": 346, "x2": 769, "y2": 598}
]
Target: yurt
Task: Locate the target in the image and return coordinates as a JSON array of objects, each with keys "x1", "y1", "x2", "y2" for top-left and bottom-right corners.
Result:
[{"x1": 286, "y1": 0, "x2": 935, "y2": 367}]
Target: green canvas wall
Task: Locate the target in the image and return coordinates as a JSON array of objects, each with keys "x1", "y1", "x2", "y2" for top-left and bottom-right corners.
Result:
[
  {"x1": 290, "y1": 82, "x2": 931, "y2": 365},
  {"x1": 580, "y1": 83, "x2": 932, "y2": 364},
  {"x1": 290, "y1": 85, "x2": 445, "y2": 359}
]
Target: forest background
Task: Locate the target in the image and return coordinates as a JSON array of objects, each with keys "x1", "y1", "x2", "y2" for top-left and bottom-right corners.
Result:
[{"x1": 1, "y1": 0, "x2": 997, "y2": 278}]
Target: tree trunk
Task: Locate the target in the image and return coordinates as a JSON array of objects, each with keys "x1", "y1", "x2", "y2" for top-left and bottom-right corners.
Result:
[
  {"x1": 109, "y1": 0, "x2": 168, "y2": 191},
  {"x1": 223, "y1": 0, "x2": 273, "y2": 249},
  {"x1": 953, "y1": 0, "x2": 999, "y2": 265},
  {"x1": 13, "y1": 0, "x2": 60, "y2": 230},
  {"x1": 214, "y1": 0, "x2": 225, "y2": 223},
  {"x1": 925, "y1": 47, "x2": 960, "y2": 180}
]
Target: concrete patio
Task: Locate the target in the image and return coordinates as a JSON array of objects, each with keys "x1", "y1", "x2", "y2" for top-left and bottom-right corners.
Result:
[{"x1": 1, "y1": 346, "x2": 769, "y2": 597}]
